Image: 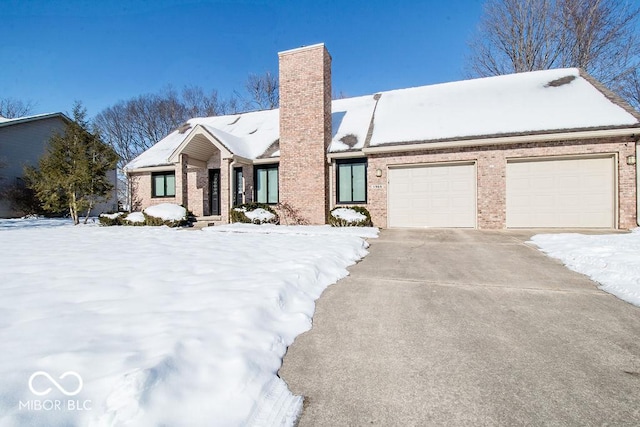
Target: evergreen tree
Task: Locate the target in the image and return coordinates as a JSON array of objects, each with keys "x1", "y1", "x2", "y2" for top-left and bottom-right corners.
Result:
[{"x1": 25, "y1": 102, "x2": 118, "y2": 224}]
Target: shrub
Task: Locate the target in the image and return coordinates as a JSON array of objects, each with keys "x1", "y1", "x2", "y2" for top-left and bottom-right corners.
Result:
[
  {"x1": 142, "y1": 212, "x2": 187, "y2": 227},
  {"x1": 328, "y1": 206, "x2": 373, "y2": 227},
  {"x1": 231, "y1": 203, "x2": 279, "y2": 224},
  {"x1": 98, "y1": 212, "x2": 125, "y2": 226}
]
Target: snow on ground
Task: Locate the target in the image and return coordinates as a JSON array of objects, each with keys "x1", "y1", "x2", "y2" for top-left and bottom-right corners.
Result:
[
  {"x1": 530, "y1": 229, "x2": 640, "y2": 307},
  {"x1": 0, "y1": 219, "x2": 372, "y2": 426},
  {"x1": 204, "y1": 223, "x2": 379, "y2": 238}
]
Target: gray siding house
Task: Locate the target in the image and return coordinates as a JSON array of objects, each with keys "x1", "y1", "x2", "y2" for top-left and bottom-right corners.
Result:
[{"x1": 0, "y1": 113, "x2": 118, "y2": 217}]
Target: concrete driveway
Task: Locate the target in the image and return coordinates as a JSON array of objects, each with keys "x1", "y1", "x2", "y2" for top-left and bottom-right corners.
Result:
[{"x1": 279, "y1": 229, "x2": 640, "y2": 426}]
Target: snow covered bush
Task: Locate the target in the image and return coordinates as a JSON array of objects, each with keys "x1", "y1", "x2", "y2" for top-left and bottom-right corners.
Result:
[
  {"x1": 98, "y1": 212, "x2": 125, "y2": 226},
  {"x1": 143, "y1": 204, "x2": 188, "y2": 227},
  {"x1": 231, "y1": 203, "x2": 279, "y2": 224},
  {"x1": 100, "y1": 204, "x2": 189, "y2": 227},
  {"x1": 329, "y1": 206, "x2": 373, "y2": 227}
]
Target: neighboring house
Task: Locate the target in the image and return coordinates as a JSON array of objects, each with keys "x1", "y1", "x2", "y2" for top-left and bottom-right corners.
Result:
[
  {"x1": 125, "y1": 43, "x2": 640, "y2": 229},
  {"x1": 0, "y1": 113, "x2": 118, "y2": 218}
]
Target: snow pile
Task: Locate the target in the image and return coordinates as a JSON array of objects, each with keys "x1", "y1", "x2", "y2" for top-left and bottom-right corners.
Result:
[
  {"x1": 530, "y1": 229, "x2": 640, "y2": 306},
  {"x1": 144, "y1": 203, "x2": 186, "y2": 221},
  {"x1": 125, "y1": 211, "x2": 145, "y2": 223},
  {"x1": 0, "y1": 225, "x2": 370, "y2": 426},
  {"x1": 331, "y1": 207, "x2": 367, "y2": 223},
  {"x1": 204, "y1": 223, "x2": 379, "y2": 238},
  {"x1": 243, "y1": 207, "x2": 275, "y2": 222}
]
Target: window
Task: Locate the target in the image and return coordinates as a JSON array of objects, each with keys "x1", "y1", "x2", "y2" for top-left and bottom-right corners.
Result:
[
  {"x1": 233, "y1": 167, "x2": 244, "y2": 207},
  {"x1": 337, "y1": 159, "x2": 367, "y2": 203},
  {"x1": 255, "y1": 164, "x2": 278, "y2": 204},
  {"x1": 152, "y1": 171, "x2": 176, "y2": 198}
]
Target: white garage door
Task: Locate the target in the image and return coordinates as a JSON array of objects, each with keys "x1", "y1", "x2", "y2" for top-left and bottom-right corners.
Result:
[
  {"x1": 506, "y1": 156, "x2": 615, "y2": 228},
  {"x1": 388, "y1": 163, "x2": 476, "y2": 228}
]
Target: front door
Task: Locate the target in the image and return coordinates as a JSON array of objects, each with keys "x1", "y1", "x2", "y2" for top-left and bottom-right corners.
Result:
[{"x1": 209, "y1": 169, "x2": 221, "y2": 216}]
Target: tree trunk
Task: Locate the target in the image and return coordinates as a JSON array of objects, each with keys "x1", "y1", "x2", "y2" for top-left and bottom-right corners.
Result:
[{"x1": 70, "y1": 192, "x2": 79, "y2": 225}]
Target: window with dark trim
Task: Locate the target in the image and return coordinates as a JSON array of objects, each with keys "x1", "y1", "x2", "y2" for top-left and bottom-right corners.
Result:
[
  {"x1": 152, "y1": 171, "x2": 176, "y2": 198},
  {"x1": 337, "y1": 159, "x2": 367, "y2": 203},
  {"x1": 254, "y1": 164, "x2": 278, "y2": 204},
  {"x1": 233, "y1": 167, "x2": 244, "y2": 207}
]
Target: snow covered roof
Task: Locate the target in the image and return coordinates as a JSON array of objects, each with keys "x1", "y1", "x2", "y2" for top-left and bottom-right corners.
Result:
[
  {"x1": 369, "y1": 68, "x2": 639, "y2": 146},
  {"x1": 125, "y1": 68, "x2": 639, "y2": 170},
  {"x1": 0, "y1": 112, "x2": 70, "y2": 129}
]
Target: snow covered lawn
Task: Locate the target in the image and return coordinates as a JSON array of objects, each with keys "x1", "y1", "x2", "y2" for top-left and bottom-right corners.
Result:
[
  {"x1": 530, "y1": 229, "x2": 640, "y2": 307},
  {"x1": 0, "y1": 220, "x2": 375, "y2": 426}
]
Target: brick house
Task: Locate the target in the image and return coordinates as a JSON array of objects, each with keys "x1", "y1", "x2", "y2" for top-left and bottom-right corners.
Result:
[{"x1": 125, "y1": 43, "x2": 640, "y2": 229}]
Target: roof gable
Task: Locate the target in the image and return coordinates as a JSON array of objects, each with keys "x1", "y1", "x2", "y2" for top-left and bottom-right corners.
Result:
[{"x1": 0, "y1": 112, "x2": 70, "y2": 129}]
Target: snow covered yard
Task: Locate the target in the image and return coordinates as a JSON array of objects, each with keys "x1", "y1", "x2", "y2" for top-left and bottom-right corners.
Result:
[
  {"x1": 0, "y1": 220, "x2": 376, "y2": 426},
  {"x1": 530, "y1": 229, "x2": 640, "y2": 307}
]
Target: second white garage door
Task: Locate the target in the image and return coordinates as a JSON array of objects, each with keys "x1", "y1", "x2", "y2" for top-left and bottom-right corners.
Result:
[
  {"x1": 506, "y1": 156, "x2": 615, "y2": 228},
  {"x1": 388, "y1": 163, "x2": 476, "y2": 228}
]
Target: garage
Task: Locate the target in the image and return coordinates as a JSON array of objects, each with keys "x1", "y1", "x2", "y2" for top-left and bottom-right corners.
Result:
[
  {"x1": 506, "y1": 156, "x2": 615, "y2": 228},
  {"x1": 388, "y1": 163, "x2": 476, "y2": 228}
]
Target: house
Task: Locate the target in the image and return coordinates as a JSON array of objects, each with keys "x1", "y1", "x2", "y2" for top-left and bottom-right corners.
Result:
[
  {"x1": 0, "y1": 113, "x2": 118, "y2": 218},
  {"x1": 125, "y1": 43, "x2": 640, "y2": 229}
]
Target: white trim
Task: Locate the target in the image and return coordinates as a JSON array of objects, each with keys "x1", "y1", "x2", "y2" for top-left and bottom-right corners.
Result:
[
  {"x1": 363, "y1": 128, "x2": 640, "y2": 155},
  {"x1": 168, "y1": 124, "x2": 232, "y2": 163},
  {"x1": 278, "y1": 43, "x2": 325, "y2": 56},
  {"x1": 253, "y1": 157, "x2": 280, "y2": 165}
]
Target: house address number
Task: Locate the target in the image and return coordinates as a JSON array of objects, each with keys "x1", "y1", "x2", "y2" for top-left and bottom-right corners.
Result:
[{"x1": 370, "y1": 184, "x2": 384, "y2": 189}]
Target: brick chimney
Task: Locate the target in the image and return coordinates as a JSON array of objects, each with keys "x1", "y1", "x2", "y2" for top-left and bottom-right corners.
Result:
[{"x1": 278, "y1": 43, "x2": 332, "y2": 225}]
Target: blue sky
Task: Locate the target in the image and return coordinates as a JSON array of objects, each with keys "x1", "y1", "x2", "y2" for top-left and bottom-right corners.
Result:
[{"x1": 1, "y1": 0, "x2": 485, "y2": 118}]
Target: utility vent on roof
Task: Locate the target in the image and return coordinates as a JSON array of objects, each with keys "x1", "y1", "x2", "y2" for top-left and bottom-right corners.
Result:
[
  {"x1": 228, "y1": 116, "x2": 241, "y2": 125},
  {"x1": 545, "y1": 75, "x2": 577, "y2": 88},
  {"x1": 177, "y1": 123, "x2": 191, "y2": 134},
  {"x1": 248, "y1": 128, "x2": 258, "y2": 135},
  {"x1": 339, "y1": 134, "x2": 358, "y2": 148}
]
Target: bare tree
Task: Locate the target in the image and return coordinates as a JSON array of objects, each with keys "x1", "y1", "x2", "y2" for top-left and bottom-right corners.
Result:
[
  {"x1": 0, "y1": 98, "x2": 36, "y2": 118},
  {"x1": 558, "y1": 0, "x2": 640, "y2": 90},
  {"x1": 466, "y1": 0, "x2": 640, "y2": 107},
  {"x1": 467, "y1": 0, "x2": 563, "y2": 76},
  {"x1": 243, "y1": 71, "x2": 279, "y2": 110}
]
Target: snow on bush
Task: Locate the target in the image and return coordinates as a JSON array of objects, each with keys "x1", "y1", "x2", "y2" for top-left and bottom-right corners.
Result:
[
  {"x1": 125, "y1": 211, "x2": 145, "y2": 223},
  {"x1": 144, "y1": 203, "x2": 187, "y2": 221},
  {"x1": 332, "y1": 207, "x2": 366, "y2": 222},
  {"x1": 328, "y1": 206, "x2": 373, "y2": 227},
  {"x1": 245, "y1": 207, "x2": 276, "y2": 222},
  {"x1": 0, "y1": 223, "x2": 370, "y2": 426},
  {"x1": 231, "y1": 203, "x2": 279, "y2": 224}
]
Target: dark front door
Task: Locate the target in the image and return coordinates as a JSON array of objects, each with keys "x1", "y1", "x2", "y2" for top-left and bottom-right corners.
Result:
[{"x1": 209, "y1": 169, "x2": 221, "y2": 216}]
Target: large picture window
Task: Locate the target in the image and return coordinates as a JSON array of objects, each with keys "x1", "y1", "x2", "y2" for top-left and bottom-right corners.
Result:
[
  {"x1": 255, "y1": 164, "x2": 278, "y2": 204},
  {"x1": 152, "y1": 171, "x2": 176, "y2": 198},
  {"x1": 337, "y1": 159, "x2": 367, "y2": 203}
]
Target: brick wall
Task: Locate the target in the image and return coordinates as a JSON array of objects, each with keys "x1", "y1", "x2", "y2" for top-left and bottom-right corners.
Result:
[
  {"x1": 129, "y1": 170, "x2": 177, "y2": 212},
  {"x1": 278, "y1": 44, "x2": 332, "y2": 225},
  {"x1": 365, "y1": 138, "x2": 637, "y2": 229}
]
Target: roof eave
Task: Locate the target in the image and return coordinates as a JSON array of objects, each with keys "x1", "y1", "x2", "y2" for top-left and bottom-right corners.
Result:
[{"x1": 363, "y1": 126, "x2": 640, "y2": 155}]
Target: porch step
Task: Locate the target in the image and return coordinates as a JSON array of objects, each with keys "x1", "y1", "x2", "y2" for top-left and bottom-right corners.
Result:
[{"x1": 192, "y1": 216, "x2": 225, "y2": 229}]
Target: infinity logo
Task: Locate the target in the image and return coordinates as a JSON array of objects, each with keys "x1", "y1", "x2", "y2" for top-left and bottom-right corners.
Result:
[{"x1": 28, "y1": 371, "x2": 83, "y2": 397}]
